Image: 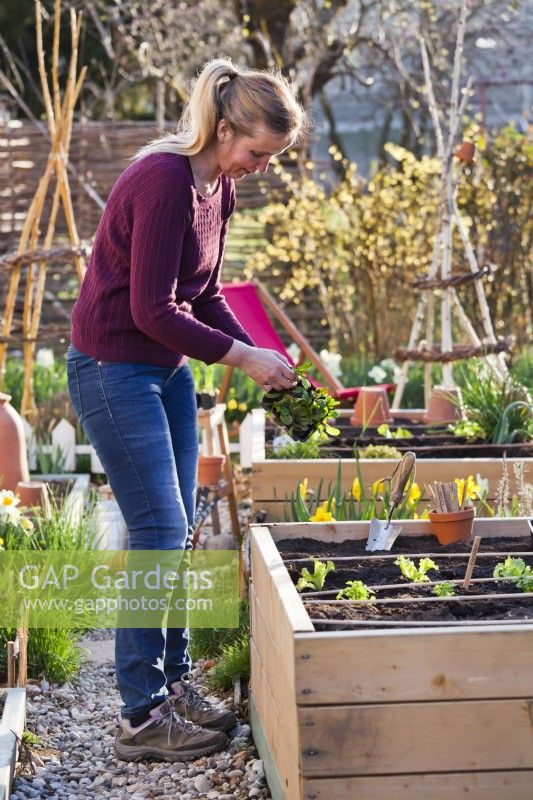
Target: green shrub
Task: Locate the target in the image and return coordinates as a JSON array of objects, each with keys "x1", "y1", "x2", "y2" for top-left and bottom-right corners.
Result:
[{"x1": 206, "y1": 633, "x2": 250, "y2": 691}]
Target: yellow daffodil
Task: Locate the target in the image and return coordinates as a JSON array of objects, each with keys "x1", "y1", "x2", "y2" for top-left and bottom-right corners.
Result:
[
  {"x1": 352, "y1": 477, "x2": 361, "y2": 501},
  {"x1": 0, "y1": 537, "x2": 3, "y2": 547},
  {"x1": 309, "y1": 501, "x2": 336, "y2": 522},
  {"x1": 238, "y1": 402, "x2": 247, "y2": 412},
  {"x1": 372, "y1": 479, "x2": 386, "y2": 496},
  {"x1": 464, "y1": 475, "x2": 481, "y2": 501},
  {"x1": 455, "y1": 475, "x2": 481, "y2": 506},
  {"x1": 227, "y1": 399, "x2": 238, "y2": 410},
  {"x1": 407, "y1": 482, "x2": 422, "y2": 505},
  {"x1": 299, "y1": 478, "x2": 309, "y2": 501}
]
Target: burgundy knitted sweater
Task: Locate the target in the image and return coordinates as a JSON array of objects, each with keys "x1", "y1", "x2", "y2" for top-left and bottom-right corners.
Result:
[{"x1": 71, "y1": 152, "x2": 255, "y2": 367}]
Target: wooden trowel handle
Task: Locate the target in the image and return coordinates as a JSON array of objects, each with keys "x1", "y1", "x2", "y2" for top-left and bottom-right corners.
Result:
[{"x1": 390, "y1": 451, "x2": 416, "y2": 507}]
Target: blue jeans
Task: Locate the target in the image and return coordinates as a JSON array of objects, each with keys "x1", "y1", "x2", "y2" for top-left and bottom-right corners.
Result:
[{"x1": 66, "y1": 345, "x2": 198, "y2": 718}]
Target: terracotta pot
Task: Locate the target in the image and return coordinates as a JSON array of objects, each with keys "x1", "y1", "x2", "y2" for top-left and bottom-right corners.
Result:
[
  {"x1": 0, "y1": 392, "x2": 30, "y2": 492},
  {"x1": 424, "y1": 386, "x2": 464, "y2": 425},
  {"x1": 454, "y1": 141, "x2": 475, "y2": 162},
  {"x1": 16, "y1": 480, "x2": 51, "y2": 515},
  {"x1": 197, "y1": 455, "x2": 225, "y2": 487},
  {"x1": 429, "y1": 507, "x2": 475, "y2": 545},
  {"x1": 351, "y1": 387, "x2": 393, "y2": 428}
]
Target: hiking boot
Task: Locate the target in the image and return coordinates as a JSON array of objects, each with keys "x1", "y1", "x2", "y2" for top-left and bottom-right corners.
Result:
[
  {"x1": 115, "y1": 700, "x2": 227, "y2": 762},
  {"x1": 168, "y1": 674, "x2": 238, "y2": 732}
]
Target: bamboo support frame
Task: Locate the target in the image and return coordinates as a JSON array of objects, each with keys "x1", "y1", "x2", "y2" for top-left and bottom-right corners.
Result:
[
  {"x1": 0, "y1": 0, "x2": 86, "y2": 417},
  {"x1": 393, "y1": 0, "x2": 508, "y2": 410}
]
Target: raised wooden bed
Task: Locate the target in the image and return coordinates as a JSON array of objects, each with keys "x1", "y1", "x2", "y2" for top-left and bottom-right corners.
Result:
[
  {"x1": 32, "y1": 473, "x2": 90, "y2": 522},
  {"x1": 251, "y1": 457, "x2": 531, "y2": 520},
  {"x1": 0, "y1": 689, "x2": 26, "y2": 800},
  {"x1": 249, "y1": 518, "x2": 533, "y2": 800}
]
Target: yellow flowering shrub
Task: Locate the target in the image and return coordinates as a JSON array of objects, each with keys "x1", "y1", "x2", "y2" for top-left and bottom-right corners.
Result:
[{"x1": 244, "y1": 127, "x2": 532, "y2": 359}]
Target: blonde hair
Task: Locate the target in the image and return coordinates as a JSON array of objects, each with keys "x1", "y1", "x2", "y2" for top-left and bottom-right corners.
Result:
[{"x1": 135, "y1": 58, "x2": 308, "y2": 159}]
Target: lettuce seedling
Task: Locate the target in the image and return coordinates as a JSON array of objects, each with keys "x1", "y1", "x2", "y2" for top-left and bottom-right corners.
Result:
[
  {"x1": 494, "y1": 556, "x2": 533, "y2": 593},
  {"x1": 336, "y1": 580, "x2": 375, "y2": 601},
  {"x1": 395, "y1": 555, "x2": 439, "y2": 583},
  {"x1": 296, "y1": 559, "x2": 335, "y2": 592},
  {"x1": 493, "y1": 556, "x2": 528, "y2": 578},
  {"x1": 432, "y1": 581, "x2": 456, "y2": 597}
]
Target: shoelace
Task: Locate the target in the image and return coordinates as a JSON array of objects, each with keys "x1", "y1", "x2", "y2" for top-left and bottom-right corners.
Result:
[
  {"x1": 179, "y1": 676, "x2": 214, "y2": 717},
  {"x1": 155, "y1": 700, "x2": 201, "y2": 745}
]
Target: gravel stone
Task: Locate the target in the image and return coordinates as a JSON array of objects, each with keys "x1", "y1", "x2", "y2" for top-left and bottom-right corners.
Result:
[{"x1": 15, "y1": 648, "x2": 271, "y2": 800}]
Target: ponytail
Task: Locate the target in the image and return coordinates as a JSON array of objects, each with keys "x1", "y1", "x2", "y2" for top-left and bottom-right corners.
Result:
[{"x1": 135, "y1": 58, "x2": 307, "y2": 160}]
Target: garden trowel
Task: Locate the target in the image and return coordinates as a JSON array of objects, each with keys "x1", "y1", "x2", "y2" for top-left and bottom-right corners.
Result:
[{"x1": 366, "y1": 451, "x2": 417, "y2": 551}]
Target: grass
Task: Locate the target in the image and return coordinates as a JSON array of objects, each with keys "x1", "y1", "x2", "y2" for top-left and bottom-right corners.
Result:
[
  {"x1": 0, "y1": 627, "x2": 83, "y2": 684},
  {"x1": 454, "y1": 362, "x2": 532, "y2": 443}
]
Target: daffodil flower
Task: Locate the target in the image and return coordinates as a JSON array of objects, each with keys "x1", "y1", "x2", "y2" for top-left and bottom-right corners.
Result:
[
  {"x1": 455, "y1": 475, "x2": 481, "y2": 506},
  {"x1": 309, "y1": 501, "x2": 336, "y2": 522},
  {"x1": 299, "y1": 478, "x2": 309, "y2": 501},
  {"x1": 227, "y1": 399, "x2": 238, "y2": 410},
  {"x1": 352, "y1": 477, "x2": 361, "y2": 501},
  {"x1": 407, "y1": 482, "x2": 422, "y2": 505},
  {"x1": 372, "y1": 479, "x2": 386, "y2": 496},
  {"x1": 0, "y1": 490, "x2": 21, "y2": 523}
]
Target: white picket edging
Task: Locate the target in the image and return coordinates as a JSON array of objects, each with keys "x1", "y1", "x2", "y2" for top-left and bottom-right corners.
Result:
[{"x1": 21, "y1": 411, "x2": 265, "y2": 474}]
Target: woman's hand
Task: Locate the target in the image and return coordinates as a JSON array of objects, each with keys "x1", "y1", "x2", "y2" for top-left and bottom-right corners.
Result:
[{"x1": 219, "y1": 341, "x2": 296, "y2": 390}]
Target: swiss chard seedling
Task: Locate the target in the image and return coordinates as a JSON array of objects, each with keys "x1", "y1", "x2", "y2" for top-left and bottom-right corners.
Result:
[
  {"x1": 296, "y1": 559, "x2": 335, "y2": 591},
  {"x1": 262, "y1": 361, "x2": 340, "y2": 441}
]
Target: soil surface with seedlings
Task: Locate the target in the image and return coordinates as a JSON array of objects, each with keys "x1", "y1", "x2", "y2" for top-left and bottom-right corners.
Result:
[{"x1": 277, "y1": 535, "x2": 533, "y2": 628}]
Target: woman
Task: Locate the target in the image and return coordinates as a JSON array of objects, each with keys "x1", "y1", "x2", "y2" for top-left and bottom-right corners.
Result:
[{"x1": 67, "y1": 57, "x2": 307, "y2": 762}]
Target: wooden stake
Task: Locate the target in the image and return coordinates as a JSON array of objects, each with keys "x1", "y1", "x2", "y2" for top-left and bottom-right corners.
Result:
[{"x1": 463, "y1": 535, "x2": 482, "y2": 590}]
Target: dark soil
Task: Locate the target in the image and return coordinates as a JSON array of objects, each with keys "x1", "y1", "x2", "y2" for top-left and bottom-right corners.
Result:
[
  {"x1": 265, "y1": 418, "x2": 533, "y2": 459},
  {"x1": 276, "y1": 535, "x2": 533, "y2": 629},
  {"x1": 44, "y1": 478, "x2": 74, "y2": 502}
]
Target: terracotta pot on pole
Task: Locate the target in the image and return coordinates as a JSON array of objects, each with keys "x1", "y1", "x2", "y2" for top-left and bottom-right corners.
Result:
[
  {"x1": 454, "y1": 141, "x2": 475, "y2": 162},
  {"x1": 351, "y1": 387, "x2": 393, "y2": 428},
  {"x1": 0, "y1": 392, "x2": 30, "y2": 492},
  {"x1": 197, "y1": 455, "x2": 225, "y2": 487},
  {"x1": 424, "y1": 386, "x2": 464, "y2": 425}
]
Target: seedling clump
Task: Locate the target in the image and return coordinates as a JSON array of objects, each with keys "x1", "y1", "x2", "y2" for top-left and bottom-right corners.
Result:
[
  {"x1": 493, "y1": 556, "x2": 533, "y2": 593},
  {"x1": 432, "y1": 581, "x2": 456, "y2": 597},
  {"x1": 337, "y1": 580, "x2": 375, "y2": 601},
  {"x1": 296, "y1": 559, "x2": 335, "y2": 592},
  {"x1": 262, "y1": 361, "x2": 340, "y2": 441},
  {"x1": 395, "y1": 555, "x2": 439, "y2": 583}
]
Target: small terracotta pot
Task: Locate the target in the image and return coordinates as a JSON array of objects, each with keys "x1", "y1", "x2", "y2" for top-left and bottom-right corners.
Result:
[
  {"x1": 0, "y1": 392, "x2": 30, "y2": 491},
  {"x1": 454, "y1": 141, "x2": 475, "y2": 162},
  {"x1": 197, "y1": 455, "x2": 225, "y2": 487},
  {"x1": 424, "y1": 386, "x2": 464, "y2": 425},
  {"x1": 429, "y1": 506, "x2": 475, "y2": 545},
  {"x1": 16, "y1": 480, "x2": 51, "y2": 514},
  {"x1": 351, "y1": 387, "x2": 393, "y2": 428}
]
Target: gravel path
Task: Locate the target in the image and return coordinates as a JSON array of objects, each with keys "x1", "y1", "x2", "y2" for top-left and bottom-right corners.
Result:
[{"x1": 13, "y1": 637, "x2": 271, "y2": 800}]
